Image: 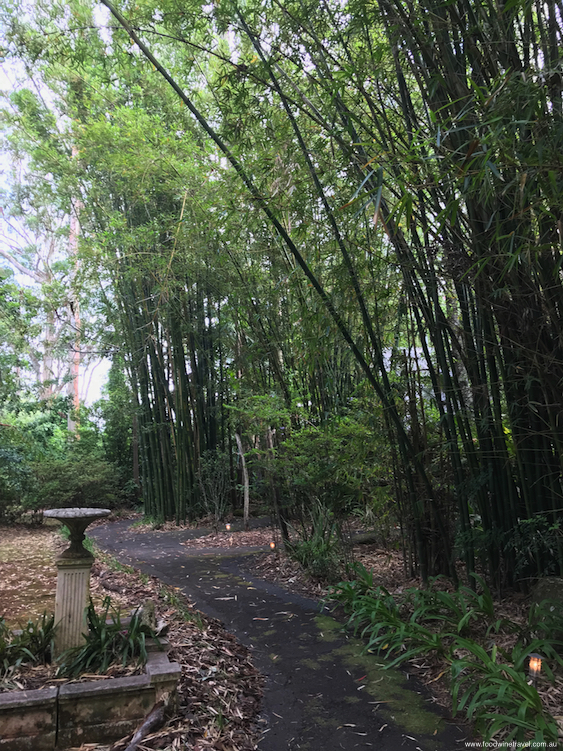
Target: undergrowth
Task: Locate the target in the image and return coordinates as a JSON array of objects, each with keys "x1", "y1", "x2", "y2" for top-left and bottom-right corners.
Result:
[
  {"x1": 328, "y1": 563, "x2": 563, "y2": 745},
  {"x1": 0, "y1": 612, "x2": 54, "y2": 689},
  {"x1": 56, "y1": 596, "x2": 158, "y2": 678},
  {"x1": 286, "y1": 502, "x2": 344, "y2": 582}
]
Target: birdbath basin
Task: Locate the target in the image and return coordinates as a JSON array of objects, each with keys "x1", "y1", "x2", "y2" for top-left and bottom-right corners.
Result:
[
  {"x1": 43, "y1": 508, "x2": 111, "y2": 657},
  {"x1": 44, "y1": 507, "x2": 111, "y2": 559}
]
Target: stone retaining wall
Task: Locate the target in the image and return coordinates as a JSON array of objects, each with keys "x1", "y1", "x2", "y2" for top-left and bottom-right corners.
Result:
[{"x1": 0, "y1": 644, "x2": 181, "y2": 751}]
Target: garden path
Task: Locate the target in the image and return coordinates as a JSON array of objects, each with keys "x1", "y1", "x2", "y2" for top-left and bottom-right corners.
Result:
[{"x1": 90, "y1": 519, "x2": 468, "y2": 751}]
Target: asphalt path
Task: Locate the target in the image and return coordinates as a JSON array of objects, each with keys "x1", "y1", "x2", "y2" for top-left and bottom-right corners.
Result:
[{"x1": 90, "y1": 519, "x2": 469, "y2": 751}]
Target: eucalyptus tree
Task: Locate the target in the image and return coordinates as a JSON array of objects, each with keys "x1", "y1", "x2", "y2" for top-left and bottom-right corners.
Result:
[
  {"x1": 0, "y1": 87, "x2": 82, "y2": 400},
  {"x1": 0, "y1": 269, "x2": 40, "y2": 400}
]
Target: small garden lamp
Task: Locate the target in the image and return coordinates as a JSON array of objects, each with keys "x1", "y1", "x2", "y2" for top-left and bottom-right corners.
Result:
[
  {"x1": 528, "y1": 653, "x2": 542, "y2": 685},
  {"x1": 270, "y1": 541, "x2": 276, "y2": 551},
  {"x1": 225, "y1": 523, "x2": 231, "y2": 532}
]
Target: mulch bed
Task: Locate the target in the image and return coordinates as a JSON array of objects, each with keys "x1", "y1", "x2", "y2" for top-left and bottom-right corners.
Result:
[
  {"x1": 181, "y1": 528, "x2": 276, "y2": 550},
  {"x1": 91, "y1": 559, "x2": 264, "y2": 751}
]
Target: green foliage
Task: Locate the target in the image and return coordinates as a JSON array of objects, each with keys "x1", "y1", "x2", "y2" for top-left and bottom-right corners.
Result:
[
  {"x1": 287, "y1": 502, "x2": 344, "y2": 582},
  {"x1": 29, "y1": 455, "x2": 118, "y2": 510},
  {"x1": 0, "y1": 446, "x2": 35, "y2": 510},
  {"x1": 526, "y1": 599, "x2": 563, "y2": 644},
  {"x1": 451, "y1": 639, "x2": 560, "y2": 744},
  {"x1": 0, "y1": 398, "x2": 69, "y2": 461},
  {"x1": 14, "y1": 612, "x2": 56, "y2": 662},
  {"x1": 0, "y1": 397, "x2": 123, "y2": 517},
  {"x1": 95, "y1": 357, "x2": 139, "y2": 506},
  {"x1": 0, "y1": 612, "x2": 55, "y2": 688},
  {"x1": 509, "y1": 517, "x2": 563, "y2": 579},
  {"x1": 330, "y1": 566, "x2": 511, "y2": 653},
  {"x1": 277, "y1": 412, "x2": 392, "y2": 517},
  {"x1": 329, "y1": 565, "x2": 562, "y2": 743},
  {"x1": 331, "y1": 575, "x2": 454, "y2": 666},
  {"x1": 0, "y1": 271, "x2": 41, "y2": 402},
  {"x1": 57, "y1": 597, "x2": 156, "y2": 678},
  {"x1": 0, "y1": 398, "x2": 69, "y2": 519},
  {"x1": 2, "y1": 0, "x2": 563, "y2": 593},
  {"x1": 228, "y1": 394, "x2": 290, "y2": 434}
]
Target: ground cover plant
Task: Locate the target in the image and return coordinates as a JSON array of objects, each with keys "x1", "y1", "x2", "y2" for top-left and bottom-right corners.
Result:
[{"x1": 328, "y1": 564, "x2": 563, "y2": 745}]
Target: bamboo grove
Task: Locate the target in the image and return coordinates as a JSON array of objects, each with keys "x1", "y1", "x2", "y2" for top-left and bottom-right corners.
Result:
[{"x1": 1, "y1": 0, "x2": 562, "y2": 588}]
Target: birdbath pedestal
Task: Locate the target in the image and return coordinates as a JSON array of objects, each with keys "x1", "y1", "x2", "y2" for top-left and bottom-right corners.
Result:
[{"x1": 44, "y1": 508, "x2": 111, "y2": 658}]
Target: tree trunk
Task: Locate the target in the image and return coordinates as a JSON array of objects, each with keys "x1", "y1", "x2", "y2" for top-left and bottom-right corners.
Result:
[{"x1": 235, "y1": 433, "x2": 249, "y2": 530}]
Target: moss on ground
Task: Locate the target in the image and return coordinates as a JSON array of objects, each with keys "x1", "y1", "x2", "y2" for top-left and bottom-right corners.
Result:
[{"x1": 314, "y1": 614, "x2": 446, "y2": 739}]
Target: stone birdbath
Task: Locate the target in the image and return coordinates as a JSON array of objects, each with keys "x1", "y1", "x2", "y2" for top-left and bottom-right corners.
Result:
[{"x1": 43, "y1": 508, "x2": 111, "y2": 658}]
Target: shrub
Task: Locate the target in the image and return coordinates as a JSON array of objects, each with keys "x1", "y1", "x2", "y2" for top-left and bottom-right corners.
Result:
[
  {"x1": 276, "y1": 414, "x2": 393, "y2": 518},
  {"x1": 287, "y1": 502, "x2": 344, "y2": 582},
  {"x1": 27, "y1": 456, "x2": 118, "y2": 510}
]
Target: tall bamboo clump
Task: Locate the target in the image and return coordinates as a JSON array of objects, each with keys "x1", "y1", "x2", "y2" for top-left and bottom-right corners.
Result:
[
  {"x1": 202, "y1": 0, "x2": 563, "y2": 586},
  {"x1": 115, "y1": 259, "x2": 227, "y2": 524},
  {"x1": 261, "y1": 0, "x2": 563, "y2": 584},
  {"x1": 370, "y1": 0, "x2": 563, "y2": 586},
  {"x1": 98, "y1": 0, "x2": 563, "y2": 585}
]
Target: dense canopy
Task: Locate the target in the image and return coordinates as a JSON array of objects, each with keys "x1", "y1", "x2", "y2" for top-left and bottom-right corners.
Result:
[{"x1": 0, "y1": 0, "x2": 562, "y2": 589}]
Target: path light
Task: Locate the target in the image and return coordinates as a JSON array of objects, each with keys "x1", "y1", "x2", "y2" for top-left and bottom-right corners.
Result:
[
  {"x1": 528, "y1": 653, "x2": 542, "y2": 685},
  {"x1": 270, "y1": 541, "x2": 276, "y2": 551},
  {"x1": 225, "y1": 523, "x2": 231, "y2": 532}
]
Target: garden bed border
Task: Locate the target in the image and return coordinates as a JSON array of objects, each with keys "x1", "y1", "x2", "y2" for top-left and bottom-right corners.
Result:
[{"x1": 0, "y1": 640, "x2": 181, "y2": 750}]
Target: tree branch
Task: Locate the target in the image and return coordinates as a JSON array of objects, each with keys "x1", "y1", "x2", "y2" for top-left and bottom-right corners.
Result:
[{"x1": 0, "y1": 248, "x2": 46, "y2": 282}]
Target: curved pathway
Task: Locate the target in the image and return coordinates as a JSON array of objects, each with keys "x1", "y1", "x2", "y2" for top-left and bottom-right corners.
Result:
[{"x1": 90, "y1": 520, "x2": 468, "y2": 751}]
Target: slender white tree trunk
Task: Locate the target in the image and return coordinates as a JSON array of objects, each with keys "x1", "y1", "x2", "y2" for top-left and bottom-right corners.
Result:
[
  {"x1": 235, "y1": 433, "x2": 249, "y2": 530},
  {"x1": 67, "y1": 167, "x2": 81, "y2": 432}
]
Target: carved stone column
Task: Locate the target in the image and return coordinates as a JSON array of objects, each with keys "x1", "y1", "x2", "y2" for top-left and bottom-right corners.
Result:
[{"x1": 53, "y1": 556, "x2": 93, "y2": 656}]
